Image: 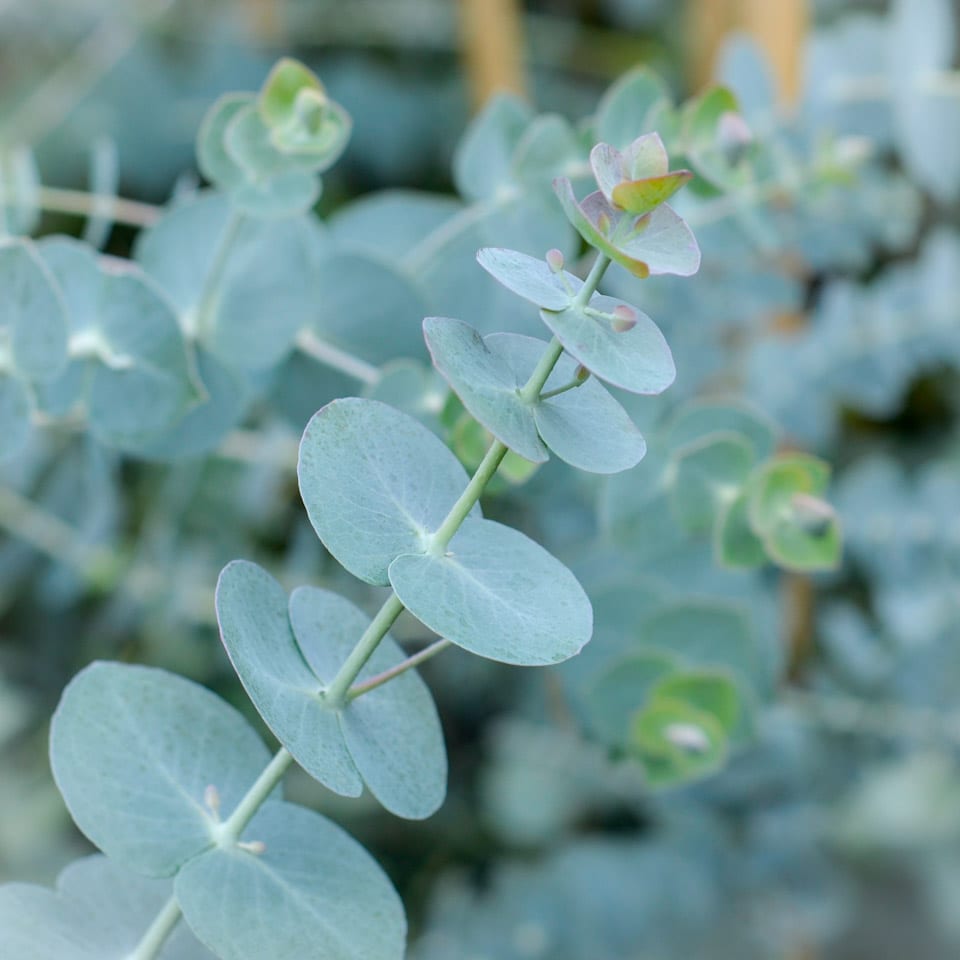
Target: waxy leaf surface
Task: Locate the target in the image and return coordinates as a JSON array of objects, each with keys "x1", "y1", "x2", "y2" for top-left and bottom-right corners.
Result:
[
  {"x1": 288, "y1": 584, "x2": 447, "y2": 819},
  {"x1": 425, "y1": 319, "x2": 647, "y2": 473},
  {"x1": 298, "y1": 397, "x2": 476, "y2": 585},
  {"x1": 50, "y1": 662, "x2": 275, "y2": 876},
  {"x1": 476, "y1": 247, "x2": 582, "y2": 310},
  {"x1": 540, "y1": 293, "x2": 675, "y2": 395},
  {"x1": 176, "y1": 802, "x2": 405, "y2": 960},
  {"x1": 389, "y1": 517, "x2": 592, "y2": 666},
  {"x1": 0, "y1": 855, "x2": 213, "y2": 959},
  {"x1": 0, "y1": 239, "x2": 68, "y2": 383}
]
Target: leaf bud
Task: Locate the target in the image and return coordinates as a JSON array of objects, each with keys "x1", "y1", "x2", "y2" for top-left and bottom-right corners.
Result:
[
  {"x1": 238, "y1": 840, "x2": 267, "y2": 855},
  {"x1": 204, "y1": 784, "x2": 221, "y2": 818},
  {"x1": 611, "y1": 304, "x2": 637, "y2": 332}
]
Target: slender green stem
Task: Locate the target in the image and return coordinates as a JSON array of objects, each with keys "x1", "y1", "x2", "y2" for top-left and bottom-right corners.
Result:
[
  {"x1": 348, "y1": 638, "x2": 452, "y2": 700},
  {"x1": 538, "y1": 375, "x2": 587, "y2": 401},
  {"x1": 217, "y1": 748, "x2": 294, "y2": 840},
  {"x1": 128, "y1": 748, "x2": 294, "y2": 959},
  {"x1": 572, "y1": 252, "x2": 611, "y2": 308},
  {"x1": 127, "y1": 895, "x2": 183, "y2": 960},
  {"x1": 194, "y1": 209, "x2": 244, "y2": 339},
  {"x1": 517, "y1": 338, "x2": 565, "y2": 403},
  {"x1": 429, "y1": 439, "x2": 509, "y2": 551},
  {"x1": 323, "y1": 594, "x2": 407, "y2": 706}
]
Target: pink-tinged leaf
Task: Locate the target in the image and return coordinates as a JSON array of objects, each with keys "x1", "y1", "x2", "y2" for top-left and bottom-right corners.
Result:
[
  {"x1": 554, "y1": 179, "x2": 700, "y2": 279},
  {"x1": 611, "y1": 170, "x2": 693, "y2": 216},
  {"x1": 557, "y1": 182, "x2": 649, "y2": 278},
  {"x1": 618, "y1": 203, "x2": 701, "y2": 277},
  {"x1": 612, "y1": 304, "x2": 637, "y2": 332},
  {"x1": 553, "y1": 178, "x2": 617, "y2": 261}
]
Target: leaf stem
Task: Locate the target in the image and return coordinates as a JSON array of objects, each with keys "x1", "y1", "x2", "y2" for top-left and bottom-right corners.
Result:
[
  {"x1": 218, "y1": 747, "x2": 294, "y2": 840},
  {"x1": 127, "y1": 894, "x2": 183, "y2": 960},
  {"x1": 348, "y1": 638, "x2": 452, "y2": 700},
  {"x1": 572, "y1": 251, "x2": 611, "y2": 308},
  {"x1": 323, "y1": 593, "x2": 407, "y2": 707},
  {"x1": 429, "y1": 438, "x2": 509, "y2": 551},
  {"x1": 538, "y1": 375, "x2": 586, "y2": 400},
  {"x1": 30, "y1": 186, "x2": 161, "y2": 228},
  {"x1": 194, "y1": 209, "x2": 244, "y2": 339}
]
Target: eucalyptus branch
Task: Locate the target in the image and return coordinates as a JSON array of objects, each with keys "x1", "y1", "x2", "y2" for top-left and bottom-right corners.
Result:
[
  {"x1": 323, "y1": 252, "x2": 609, "y2": 704},
  {"x1": 193, "y1": 210, "x2": 245, "y2": 340},
  {"x1": 1, "y1": 56, "x2": 731, "y2": 960},
  {"x1": 127, "y1": 896, "x2": 182, "y2": 960}
]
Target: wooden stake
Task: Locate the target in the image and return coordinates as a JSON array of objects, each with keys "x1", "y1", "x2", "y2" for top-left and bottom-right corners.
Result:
[
  {"x1": 686, "y1": 0, "x2": 808, "y2": 107},
  {"x1": 459, "y1": 0, "x2": 527, "y2": 109},
  {"x1": 738, "y1": 0, "x2": 808, "y2": 106}
]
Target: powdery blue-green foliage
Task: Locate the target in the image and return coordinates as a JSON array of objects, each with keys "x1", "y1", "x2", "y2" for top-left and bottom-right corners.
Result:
[{"x1": 0, "y1": 40, "x2": 856, "y2": 960}]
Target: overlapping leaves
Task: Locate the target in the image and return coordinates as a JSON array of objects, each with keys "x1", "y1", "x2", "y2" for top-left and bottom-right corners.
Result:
[
  {"x1": 197, "y1": 58, "x2": 350, "y2": 217},
  {"x1": 215, "y1": 560, "x2": 447, "y2": 819},
  {"x1": 298, "y1": 397, "x2": 592, "y2": 666},
  {"x1": 47, "y1": 662, "x2": 406, "y2": 960}
]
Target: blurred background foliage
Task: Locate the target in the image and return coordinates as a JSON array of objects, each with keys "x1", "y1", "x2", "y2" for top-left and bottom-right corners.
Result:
[{"x1": 2, "y1": 0, "x2": 960, "y2": 957}]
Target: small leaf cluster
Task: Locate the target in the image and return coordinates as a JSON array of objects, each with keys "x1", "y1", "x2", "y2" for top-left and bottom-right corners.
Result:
[{"x1": 198, "y1": 58, "x2": 350, "y2": 217}]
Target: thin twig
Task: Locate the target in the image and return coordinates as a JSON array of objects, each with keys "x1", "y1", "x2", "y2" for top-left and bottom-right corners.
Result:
[
  {"x1": 32, "y1": 185, "x2": 161, "y2": 228},
  {"x1": 348, "y1": 638, "x2": 452, "y2": 699}
]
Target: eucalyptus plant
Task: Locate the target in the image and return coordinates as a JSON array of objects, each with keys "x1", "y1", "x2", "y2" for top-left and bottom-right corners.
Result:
[{"x1": 0, "y1": 53, "x2": 848, "y2": 959}]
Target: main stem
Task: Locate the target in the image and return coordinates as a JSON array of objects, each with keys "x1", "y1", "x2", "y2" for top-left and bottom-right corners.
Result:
[
  {"x1": 194, "y1": 209, "x2": 244, "y2": 339},
  {"x1": 328, "y1": 251, "x2": 610, "y2": 700},
  {"x1": 130, "y1": 249, "x2": 612, "y2": 960},
  {"x1": 127, "y1": 895, "x2": 182, "y2": 960}
]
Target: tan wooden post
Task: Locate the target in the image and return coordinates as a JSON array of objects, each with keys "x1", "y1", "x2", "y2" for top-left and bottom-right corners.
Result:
[
  {"x1": 459, "y1": 0, "x2": 528, "y2": 109},
  {"x1": 738, "y1": 0, "x2": 808, "y2": 106},
  {"x1": 687, "y1": 0, "x2": 808, "y2": 106}
]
